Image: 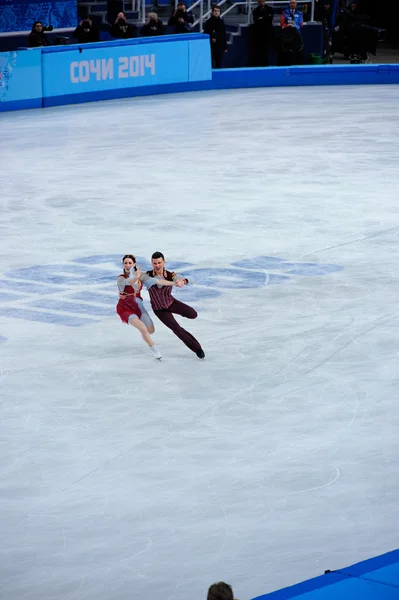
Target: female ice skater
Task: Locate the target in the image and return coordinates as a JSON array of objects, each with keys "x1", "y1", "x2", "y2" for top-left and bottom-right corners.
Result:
[{"x1": 116, "y1": 254, "x2": 177, "y2": 360}]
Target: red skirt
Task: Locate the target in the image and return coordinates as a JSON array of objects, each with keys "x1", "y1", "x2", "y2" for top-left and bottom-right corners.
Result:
[{"x1": 116, "y1": 295, "x2": 142, "y2": 324}]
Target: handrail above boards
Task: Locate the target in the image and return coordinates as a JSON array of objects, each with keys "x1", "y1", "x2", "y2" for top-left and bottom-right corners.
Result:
[{"x1": 191, "y1": 0, "x2": 315, "y2": 32}]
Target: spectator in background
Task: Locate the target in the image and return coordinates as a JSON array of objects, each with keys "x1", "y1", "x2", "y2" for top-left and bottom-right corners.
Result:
[
  {"x1": 302, "y1": 3, "x2": 311, "y2": 21},
  {"x1": 73, "y1": 16, "x2": 99, "y2": 43},
  {"x1": 336, "y1": 1, "x2": 373, "y2": 60},
  {"x1": 168, "y1": 2, "x2": 194, "y2": 33},
  {"x1": 28, "y1": 21, "x2": 52, "y2": 47},
  {"x1": 207, "y1": 582, "x2": 237, "y2": 600},
  {"x1": 315, "y1": 1, "x2": 332, "y2": 25},
  {"x1": 280, "y1": 0, "x2": 304, "y2": 30},
  {"x1": 203, "y1": 5, "x2": 227, "y2": 68},
  {"x1": 279, "y1": 0, "x2": 304, "y2": 64},
  {"x1": 251, "y1": 0, "x2": 273, "y2": 66},
  {"x1": 140, "y1": 12, "x2": 164, "y2": 36},
  {"x1": 110, "y1": 12, "x2": 134, "y2": 38}
]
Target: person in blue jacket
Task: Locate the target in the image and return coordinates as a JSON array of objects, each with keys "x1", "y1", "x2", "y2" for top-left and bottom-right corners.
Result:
[{"x1": 280, "y1": 0, "x2": 304, "y2": 30}]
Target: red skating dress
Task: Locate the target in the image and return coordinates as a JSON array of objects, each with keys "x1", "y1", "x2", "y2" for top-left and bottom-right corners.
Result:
[{"x1": 116, "y1": 273, "x2": 142, "y2": 324}]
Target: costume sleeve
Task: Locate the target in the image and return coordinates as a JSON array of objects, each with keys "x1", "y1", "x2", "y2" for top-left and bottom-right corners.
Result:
[
  {"x1": 140, "y1": 273, "x2": 160, "y2": 289},
  {"x1": 280, "y1": 11, "x2": 287, "y2": 28},
  {"x1": 172, "y1": 272, "x2": 190, "y2": 284},
  {"x1": 117, "y1": 275, "x2": 127, "y2": 293}
]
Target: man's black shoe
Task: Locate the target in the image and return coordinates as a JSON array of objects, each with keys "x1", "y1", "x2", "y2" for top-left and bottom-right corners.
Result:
[{"x1": 196, "y1": 348, "x2": 205, "y2": 359}]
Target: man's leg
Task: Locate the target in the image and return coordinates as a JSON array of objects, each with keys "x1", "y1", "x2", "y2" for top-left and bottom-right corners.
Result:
[
  {"x1": 154, "y1": 300, "x2": 202, "y2": 353},
  {"x1": 168, "y1": 298, "x2": 197, "y2": 320}
]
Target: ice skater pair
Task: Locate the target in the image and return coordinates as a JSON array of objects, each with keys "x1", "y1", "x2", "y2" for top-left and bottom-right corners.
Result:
[{"x1": 116, "y1": 252, "x2": 205, "y2": 360}]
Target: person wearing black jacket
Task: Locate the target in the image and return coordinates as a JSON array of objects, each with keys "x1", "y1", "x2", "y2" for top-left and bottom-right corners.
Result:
[
  {"x1": 203, "y1": 5, "x2": 227, "y2": 68},
  {"x1": 140, "y1": 12, "x2": 164, "y2": 36},
  {"x1": 28, "y1": 21, "x2": 52, "y2": 47},
  {"x1": 315, "y1": 1, "x2": 332, "y2": 26},
  {"x1": 73, "y1": 16, "x2": 99, "y2": 44},
  {"x1": 251, "y1": 0, "x2": 273, "y2": 66},
  {"x1": 336, "y1": 1, "x2": 376, "y2": 59},
  {"x1": 110, "y1": 12, "x2": 134, "y2": 38},
  {"x1": 168, "y1": 2, "x2": 194, "y2": 34}
]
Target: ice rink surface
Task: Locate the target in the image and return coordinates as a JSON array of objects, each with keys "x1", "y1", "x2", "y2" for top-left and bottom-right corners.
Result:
[{"x1": 1, "y1": 85, "x2": 399, "y2": 600}]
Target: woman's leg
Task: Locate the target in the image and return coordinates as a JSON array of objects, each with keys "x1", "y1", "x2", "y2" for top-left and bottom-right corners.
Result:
[
  {"x1": 128, "y1": 314, "x2": 155, "y2": 346},
  {"x1": 136, "y1": 299, "x2": 155, "y2": 334}
]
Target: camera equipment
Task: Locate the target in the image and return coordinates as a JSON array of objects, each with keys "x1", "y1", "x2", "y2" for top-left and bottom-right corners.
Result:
[{"x1": 55, "y1": 36, "x2": 69, "y2": 45}]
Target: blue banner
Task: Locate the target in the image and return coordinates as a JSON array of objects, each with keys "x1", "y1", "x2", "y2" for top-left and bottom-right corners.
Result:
[
  {"x1": 42, "y1": 35, "x2": 211, "y2": 99},
  {"x1": 0, "y1": 49, "x2": 42, "y2": 110},
  {"x1": 0, "y1": 0, "x2": 77, "y2": 32}
]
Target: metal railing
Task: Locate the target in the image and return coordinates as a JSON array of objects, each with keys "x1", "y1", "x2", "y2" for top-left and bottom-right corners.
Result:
[
  {"x1": 188, "y1": 0, "x2": 316, "y2": 33},
  {"x1": 138, "y1": 0, "x2": 315, "y2": 29}
]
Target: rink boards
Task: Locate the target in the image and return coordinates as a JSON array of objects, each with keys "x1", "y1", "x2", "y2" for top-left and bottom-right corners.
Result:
[
  {"x1": 1, "y1": 34, "x2": 399, "y2": 111},
  {"x1": 0, "y1": 34, "x2": 212, "y2": 111}
]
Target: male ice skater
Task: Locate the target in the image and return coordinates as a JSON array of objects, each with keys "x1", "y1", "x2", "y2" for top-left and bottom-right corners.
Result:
[{"x1": 142, "y1": 251, "x2": 205, "y2": 359}]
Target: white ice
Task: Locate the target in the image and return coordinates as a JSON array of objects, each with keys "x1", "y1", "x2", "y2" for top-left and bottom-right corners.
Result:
[{"x1": 1, "y1": 85, "x2": 399, "y2": 600}]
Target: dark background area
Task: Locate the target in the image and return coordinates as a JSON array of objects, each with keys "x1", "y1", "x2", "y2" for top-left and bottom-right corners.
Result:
[{"x1": 363, "y1": 0, "x2": 399, "y2": 43}]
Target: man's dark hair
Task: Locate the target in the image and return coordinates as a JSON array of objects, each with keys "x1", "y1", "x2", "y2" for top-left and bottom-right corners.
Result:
[
  {"x1": 152, "y1": 251, "x2": 165, "y2": 260},
  {"x1": 207, "y1": 582, "x2": 234, "y2": 600}
]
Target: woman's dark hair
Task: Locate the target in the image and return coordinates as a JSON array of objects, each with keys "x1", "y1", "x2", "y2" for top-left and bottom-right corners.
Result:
[
  {"x1": 32, "y1": 21, "x2": 43, "y2": 31},
  {"x1": 122, "y1": 254, "x2": 137, "y2": 271},
  {"x1": 151, "y1": 251, "x2": 165, "y2": 260},
  {"x1": 207, "y1": 582, "x2": 234, "y2": 600}
]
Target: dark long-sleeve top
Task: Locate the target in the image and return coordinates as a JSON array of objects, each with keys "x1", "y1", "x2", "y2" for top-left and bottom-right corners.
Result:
[
  {"x1": 28, "y1": 31, "x2": 49, "y2": 47},
  {"x1": 252, "y1": 4, "x2": 274, "y2": 28},
  {"x1": 203, "y1": 15, "x2": 227, "y2": 49}
]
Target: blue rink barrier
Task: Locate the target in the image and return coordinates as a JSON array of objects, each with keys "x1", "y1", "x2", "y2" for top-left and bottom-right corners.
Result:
[
  {"x1": 0, "y1": 34, "x2": 212, "y2": 111},
  {"x1": 253, "y1": 549, "x2": 399, "y2": 600},
  {"x1": 41, "y1": 34, "x2": 212, "y2": 106},
  {"x1": 1, "y1": 35, "x2": 399, "y2": 112},
  {"x1": 0, "y1": 48, "x2": 42, "y2": 110}
]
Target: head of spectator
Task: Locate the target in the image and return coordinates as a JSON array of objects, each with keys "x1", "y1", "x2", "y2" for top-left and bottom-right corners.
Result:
[
  {"x1": 289, "y1": 0, "x2": 297, "y2": 10},
  {"x1": 110, "y1": 11, "x2": 134, "y2": 38},
  {"x1": 116, "y1": 11, "x2": 127, "y2": 23},
  {"x1": 207, "y1": 582, "x2": 236, "y2": 600},
  {"x1": 211, "y1": 5, "x2": 221, "y2": 17},
  {"x1": 348, "y1": 1, "x2": 357, "y2": 10},
  {"x1": 140, "y1": 12, "x2": 164, "y2": 36},
  {"x1": 168, "y1": 2, "x2": 193, "y2": 33},
  {"x1": 81, "y1": 15, "x2": 93, "y2": 31},
  {"x1": 147, "y1": 11, "x2": 160, "y2": 22},
  {"x1": 73, "y1": 15, "x2": 99, "y2": 43},
  {"x1": 32, "y1": 21, "x2": 44, "y2": 34}
]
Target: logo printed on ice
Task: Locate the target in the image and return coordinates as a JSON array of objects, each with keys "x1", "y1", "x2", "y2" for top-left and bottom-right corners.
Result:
[{"x1": 0, "y1": 255, "x2": 343, "y2": 328}]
